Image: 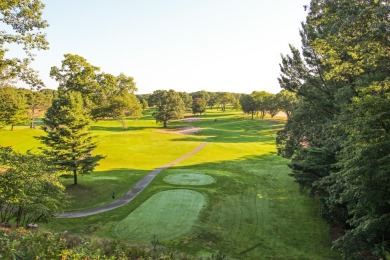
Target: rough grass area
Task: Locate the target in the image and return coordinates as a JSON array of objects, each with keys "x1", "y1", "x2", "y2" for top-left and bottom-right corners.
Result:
[
  {"x1": 164, "y1": 173, "x2": 215, "y2": 186},
  {"x1": 114, "y1": 189, "x2": 205, "y2": 241}
]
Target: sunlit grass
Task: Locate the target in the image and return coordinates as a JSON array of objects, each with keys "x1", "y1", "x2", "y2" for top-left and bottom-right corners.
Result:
[
  {"x1": 114, "y1": 189, "x2": 205, "y2": 241},
  {"x1": 0, "y1": 126, "x2": 43, "y2": 152},
  {"x1": 0, "y1": 109, "x2": 339, "y2": 259}
]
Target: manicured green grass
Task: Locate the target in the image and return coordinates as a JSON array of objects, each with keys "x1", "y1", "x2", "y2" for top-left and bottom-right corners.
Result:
[
  {"x1": 0, "y1": 126, "x2": 43, "y2": 152},
  {"x1": 0, "y1": 109, "x2": 340, "y2": 259},
  {"x1": 1, "y1": 112, "x2": 201, "y2": 210},
  {"x1": 114, "y1": 189, "x2": 205, "y2": 241},
  {"x1": 164, "y1": 172, "x2": 215, "y2": 185}
]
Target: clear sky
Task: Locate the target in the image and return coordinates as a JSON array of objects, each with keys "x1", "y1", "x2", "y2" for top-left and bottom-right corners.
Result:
[{"x1": 29, "y1": 0, "x2": 308, "y2": 94}]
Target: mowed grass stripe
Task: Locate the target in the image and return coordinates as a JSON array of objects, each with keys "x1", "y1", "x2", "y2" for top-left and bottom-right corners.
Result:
[{"x1": 114, "y1": 189, "x2": 205, "y2": 241}]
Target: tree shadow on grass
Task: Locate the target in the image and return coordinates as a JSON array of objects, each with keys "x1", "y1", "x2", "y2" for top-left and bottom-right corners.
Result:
[
  {"x1": 61, "y1": 168, "x2": 150, "y2": 211},
  {"x1": 90, "y1": 125, "x2": 156, "y2": 132}
]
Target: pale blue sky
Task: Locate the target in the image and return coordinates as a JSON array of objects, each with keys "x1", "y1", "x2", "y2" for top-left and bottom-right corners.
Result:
[{"x1": 29, "y1": 0, "x2": 308, "y2": 94}]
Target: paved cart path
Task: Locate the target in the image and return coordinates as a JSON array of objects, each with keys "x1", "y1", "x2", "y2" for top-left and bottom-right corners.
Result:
[{"x1": 57, "y1": 142, "x2": 207, "y2": 218}]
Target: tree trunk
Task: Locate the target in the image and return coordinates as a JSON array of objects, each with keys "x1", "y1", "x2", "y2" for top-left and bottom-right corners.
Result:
[
  {"x1": 286, "y1": 111, "x2": 291, "y2": 119},
  {"x1": 163, "y1": 121, "x2": 167, "y2": 128},
  {"x1": 16, "y1": 205, "x2": 22, "y2": 227},
  {"x1": 251, "y1": 111, "x2": 254, "y2": 120},
  {"x1": 73, "y1": 169, "x2": 78, "y2": 185},
  {"x1": 30, "y1": 107, "x2": 35, "y2": 129},
  {"x1": 11, "y1": 124, "x2": 14, "y2": 131}
]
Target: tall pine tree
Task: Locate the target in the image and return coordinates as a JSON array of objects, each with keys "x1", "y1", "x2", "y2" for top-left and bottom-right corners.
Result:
[
  {"x1": 277, "y1": 0, "x2": 389, "y2": 257},
  {"x1": 38, "y1": 91, "x2": 104, "y2": 185}
]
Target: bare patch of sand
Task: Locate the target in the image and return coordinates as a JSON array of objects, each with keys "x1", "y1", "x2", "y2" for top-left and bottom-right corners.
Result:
[
  {"x1": 275, "y1": 111, "x2": 287, "y2": 118},
  {"x1": 182, "y1": 117, "x2": 200, "y2": 122},
  {"x1": 155, "y1": 126, "x2": 201, "y2": 135}
]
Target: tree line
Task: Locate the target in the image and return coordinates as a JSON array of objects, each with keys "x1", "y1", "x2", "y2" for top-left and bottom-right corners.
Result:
[
  {"x1": 3, "y1": 1, "x2": 388, "y2": 258},
  {"x1": 1, "y1": 84, "x2": 297, "y2": 131},
  {"x1": 276, "y1": 0, "x2": 389, "y2": 258},
  {"x1": 240, "y1": 90, "x2": 297, "y2": 120}
]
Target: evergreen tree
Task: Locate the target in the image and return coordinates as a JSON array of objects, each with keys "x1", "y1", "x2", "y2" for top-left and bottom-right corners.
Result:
[
  {"x1": 276, "y1": 0, "x2": 389, "y2": 257},
  {"x1": 38, "y1": 92, "x2": 104, "y2": 185}
]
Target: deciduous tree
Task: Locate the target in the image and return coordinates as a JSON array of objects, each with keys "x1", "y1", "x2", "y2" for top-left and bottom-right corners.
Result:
[
  {"x1": 0, "y1": 86, "x2": 29, "y2": 130},
  {"x1": 151, "y1": 90, "x2": 185, "y2": 128},
  {"x1": 0, "y1": 0, "x2": 49, "y2": 88},
  {"x1": 91, "y1": 73, "x2": 141, "y2": 124},
  {"x1": 216, "y1": 92, "x2": 233, "y2": 111},
  {"x1": 50, "y1": 54, "x2": 100, "y2": 110},
  {"x1": 240, "y1": 94, "x2": 257, "y2": 120},
  {"x1": 24, "y1": 89, "x2": 52, "y2": 128},
  {"x1": 0, "y1": 147, "x2": 66, "y2": 227},
  {"x1": 192, "y1": 97, "x2": 206, "y2": 115},
  {"x1": 207, "y1": 92, "x2": 218, "y2": 110},
  {"x1": 275, "y1": 90, "x2": 298, "y2": 118},
  {"x1": 252, "y1": 91, "x2": 272, "y2": 119},
  {"x1": 178, "y1": 92, "x2": 193, "y2": 111}
]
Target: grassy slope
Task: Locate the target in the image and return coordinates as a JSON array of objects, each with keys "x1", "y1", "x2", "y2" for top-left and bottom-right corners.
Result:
[{"x1": 0, "y1": 110, "x2": 339, "y2": 259}]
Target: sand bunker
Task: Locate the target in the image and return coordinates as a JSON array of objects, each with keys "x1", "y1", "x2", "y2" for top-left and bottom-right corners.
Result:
[
  {"x1": 182, "y1": 117, "x2": 200, "y2": 122},
  {"x1": 155, "y1": 126, "x2": 201, "y2": 135}
]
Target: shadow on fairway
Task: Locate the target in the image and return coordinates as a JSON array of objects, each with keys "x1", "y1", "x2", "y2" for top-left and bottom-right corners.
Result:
[
  {"x1": 90, "y1": 125, "x2": 156, "y2": 132},
  {"x1": 61, "y1": 168, "x2": 151, "y2": 211}
]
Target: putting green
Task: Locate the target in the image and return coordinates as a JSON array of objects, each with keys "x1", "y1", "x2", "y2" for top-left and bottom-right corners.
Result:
[
  {"x1": 114, "y1": 189, "x2": 205, "y2": 241},
  {"x1": 164, "y1": 173, "x2": 215, "y2": 186}
]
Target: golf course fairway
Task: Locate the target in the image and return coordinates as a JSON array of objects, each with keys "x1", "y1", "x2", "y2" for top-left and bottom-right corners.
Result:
[
  {"x1": 114, "y1": 189, "x2": 205, "y2": 241},
  {"x1": 1, "y1": 111, "x2": 339, "y2": 259}
]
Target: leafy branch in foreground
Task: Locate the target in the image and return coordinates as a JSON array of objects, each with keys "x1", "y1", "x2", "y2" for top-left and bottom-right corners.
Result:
[{"x1": 0, "y1": 147, "x2": 67, "y2": 227}]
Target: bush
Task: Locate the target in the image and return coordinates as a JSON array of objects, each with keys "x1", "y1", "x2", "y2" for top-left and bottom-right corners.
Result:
[{"x1": 0, "y1": 227, "x2": 195, "y2": 259}]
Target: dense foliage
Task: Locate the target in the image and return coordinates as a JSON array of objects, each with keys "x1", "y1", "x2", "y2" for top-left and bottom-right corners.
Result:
[
  {"x1": 0, "y1": 147, "x2": 66, "y2": 227},
  {"x1": 151, "y1": 89, "x2": 186, "y2": 128},
  {"x1": 240, "y1": 90, "x2": 296, "y2": 119},
  {"x1": 276, "y1": 0, "x2": 389, "y2": 258},
  {"x1": 0, "y1": 87, "x2": 28, "y2": 130},
  {"x1": 0, "y1": 228, "x2": 197, "y2": 259},
  {"x1": 50, "y1": 54, "x2": 142, "y2": 124},
  {"x1": 192, "y1": 97, "x2": 207, "y2": 115},
  {"x1": 0, "y1": 0, "x2": 48, "y2": 88}
]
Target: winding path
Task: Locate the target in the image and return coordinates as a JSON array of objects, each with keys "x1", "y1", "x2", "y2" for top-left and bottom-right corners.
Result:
[{"x1": 56, "y1": 142, "x2": 207, "y2": 218}]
